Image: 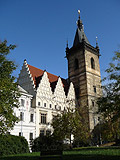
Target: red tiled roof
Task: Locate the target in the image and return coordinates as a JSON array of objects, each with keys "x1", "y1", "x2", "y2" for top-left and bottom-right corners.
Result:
[
  {"x1": 27, "y1": 64, "x2": 69, "y2": 95},
  {"x1": 28, "y1": 64, "x2": 44, "y2": 87}
]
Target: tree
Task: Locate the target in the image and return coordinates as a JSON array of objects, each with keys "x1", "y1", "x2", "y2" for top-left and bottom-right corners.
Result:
[
  {"x1": 0, "y1": 40, "x2": 20, "y2": 134},
  {"x1": 51, "y1": 107, "x2": 90, "y2": 148},
  {"x1": 97, "y1": 51, "x2": 120, "y2": 141},
  {"x1": 31, "y1": 134, "x2": 63, "y2": 152}
]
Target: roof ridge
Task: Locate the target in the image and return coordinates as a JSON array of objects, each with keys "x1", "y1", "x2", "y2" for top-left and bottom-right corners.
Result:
[
  {"x1": 28, "y1": 64, "x2": 43, "y2": 73},
  {"x1": 28, "y1": 64, "x2": 59, "y2": 79}
]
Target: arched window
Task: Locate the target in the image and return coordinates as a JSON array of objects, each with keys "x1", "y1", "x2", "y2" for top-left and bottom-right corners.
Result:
[
  {"x1": 91, "y1": 57, "x2": 95, "y2": 69},
  {"x1": 74, "y1": 58, "x2": 79, "y2": 70}
]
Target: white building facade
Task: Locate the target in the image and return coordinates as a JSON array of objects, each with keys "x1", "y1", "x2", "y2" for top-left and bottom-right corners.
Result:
[
  {"x1": 12, "y1": 60, "x2": 75, "y2": 143},
  {"x1": 10, "y1": 85, "x2": 36, "y2": 148}
]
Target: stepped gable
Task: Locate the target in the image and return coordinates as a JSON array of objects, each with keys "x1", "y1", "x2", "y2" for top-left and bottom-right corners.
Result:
[
  {"x1": 27, "y1": 64, "x2": 69, "y2": 95},
  {"x1": 27, "y1": 64, "x2": 44, "y2": 87}
]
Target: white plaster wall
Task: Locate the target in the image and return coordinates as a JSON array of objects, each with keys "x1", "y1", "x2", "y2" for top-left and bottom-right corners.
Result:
[{"x1": 10, "y1": 89, "x2": 36, "y2": 148}]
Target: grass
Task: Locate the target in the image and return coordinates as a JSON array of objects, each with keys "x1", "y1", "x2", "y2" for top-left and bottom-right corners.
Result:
[{"x1": 1, "y1": 147, "x2": 120, "y2": 160}]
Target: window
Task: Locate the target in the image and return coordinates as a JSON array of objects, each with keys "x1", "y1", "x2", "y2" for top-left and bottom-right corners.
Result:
[
  {"x1": 93, "y1": 86, "x2": 96, "y2": 93},
  {"x1": 91, "y1": 58, "x2": 95, "y2": 69},
  {"x1": 49, "y1": 104, "x2": 52, "y2": 108},
  {"x1": 74, "y1": 58, "x2": 79, "y2": 70},
  {"x1": 46, "y1": 130, "x2": 51, "y2": 136},
  {"x1": 40, "y1": 130, "x2": 44, "y2": 137},
  {"x1": 55, "y1": 105, "x2": 57, "y2": 110},
  {"x1": 38, "y1": 102, "x2": 40, "y2": 106},
  {"x1": 21, "y1": 99, "x2": 25, "y2": 106},
  {"x1": 29, "y1": 133, "x2": 33, "y2": 140},
  {"x1": 41, "y1": 113, "x2": 47, "y2": 124},
  {"x1": 92, "y1": 101, "x2": 95, "y2": 107},
  {"x1": 20, "y1": 112, "x2": 24, "y2": 121},
  {"x1": 30, "y1": 114, "x2": 34, "y2": 122},
  {"x1": 44, "y1": 103, "x2": 46, "y2": 107},
  {"x1": 19, "y1": 132, "x2": 23, "y2": 136}
]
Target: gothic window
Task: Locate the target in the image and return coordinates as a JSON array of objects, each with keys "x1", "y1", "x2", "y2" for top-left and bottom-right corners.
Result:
[
  {"x1": 92, "y1": 101, "x2": 95, "y2": 107},
  {"x1": 41, "y1": 113, "x2": 47, "y2": 124},
  {"x1": 38, "y1": 102, "x2": 40, "y2": 106},
  {"x1": 91, "y1": 57, "x2": 95, "y2": 69},
  {"x1": 74, "y1": 58, "x2": 79, "y2": 70},
  {"x1": 93, "y1": 86, "x2": 96, "y2": 93}
]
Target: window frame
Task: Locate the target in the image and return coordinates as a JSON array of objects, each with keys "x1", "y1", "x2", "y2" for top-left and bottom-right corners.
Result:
[
  {"x1": 30, "y1": 113, "x2": 34, "y2": 122},
  {"x1": 91, "y1": 57, "x2": 95, "y2": 69},
  {"x1": 41, "y1": 113, "x2": 47, "y2": 124},
  {"x1": 21, "y1": 99, "x2": 25, "y2": 107},
  {"x1": 20, "y1": 112, "x2": 24, "y2": 121}
]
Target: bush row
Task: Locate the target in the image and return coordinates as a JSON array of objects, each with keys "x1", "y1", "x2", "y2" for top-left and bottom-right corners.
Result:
[{"x1": 0, "y1": 134, "x2": 29, "y2": 156}]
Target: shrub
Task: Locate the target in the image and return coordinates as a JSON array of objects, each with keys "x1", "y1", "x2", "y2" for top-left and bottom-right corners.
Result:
[
  {"x1": 31, "y1": 135, "x2": 63, "y2": 152},
  {"x1": 0, "y1": 134, "x2": 29, "y2": 156}
]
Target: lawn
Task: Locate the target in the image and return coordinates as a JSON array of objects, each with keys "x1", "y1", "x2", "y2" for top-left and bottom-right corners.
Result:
[{"x1": 1, "y1": 147, "x2": 120, "y2": 160}]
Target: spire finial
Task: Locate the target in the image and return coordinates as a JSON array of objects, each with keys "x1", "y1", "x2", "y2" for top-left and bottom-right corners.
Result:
[
  {"x1": 77, "y1": 10, "x2": 82, "y2": 30},
  {"x1": 96, "y1": 36, "x2": 98, "y2": 47},
  {"x1": 66, "y1": 39, "x2": 68, "y2": 48},
  {"x1": 78, "y1": 10, "x2": 80, "y2": 20}
]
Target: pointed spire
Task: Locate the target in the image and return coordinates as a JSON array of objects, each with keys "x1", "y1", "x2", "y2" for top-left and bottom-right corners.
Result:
[
  {"x1": 73, "y1": 10, "x2": 90, "y2": 46},
  {"x1": 77, "y1": 10, "x2": 83, "y2": 30},
  {"x1": 66, "y1": 39, "x2": 68, "y2": 48},
  {"x1": 96, "y1": 36, "x2": 98, "y2": 47},
  {"x1": 66, "y1": 39, "x2": 69, "y2": 54},
  {"x1": 96, "y1": 36, "x2": 100, "y2": 54}
]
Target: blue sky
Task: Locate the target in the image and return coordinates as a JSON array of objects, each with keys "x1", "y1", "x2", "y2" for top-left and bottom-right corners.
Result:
[{"x1": 0, "y1": 0, "x2": 120, "y2": 80}]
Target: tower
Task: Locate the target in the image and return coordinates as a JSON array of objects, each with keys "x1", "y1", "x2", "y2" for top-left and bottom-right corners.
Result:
[{"x1": 66, "y1": 11, "x2": 102, "y2": 130}]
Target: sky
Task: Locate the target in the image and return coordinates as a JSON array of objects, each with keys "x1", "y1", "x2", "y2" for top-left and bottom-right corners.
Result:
[{"x1": 0, "y1": 0, "x2": 120, "y2": 80}]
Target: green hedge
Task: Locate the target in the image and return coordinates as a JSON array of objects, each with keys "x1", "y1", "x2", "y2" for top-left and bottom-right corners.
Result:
[
  {"x1": 0, "y1": 134, "x2": 29, "y2": 156},
  {"x1": 31, "y1": 135, "x2": 63, "y2": 152}
]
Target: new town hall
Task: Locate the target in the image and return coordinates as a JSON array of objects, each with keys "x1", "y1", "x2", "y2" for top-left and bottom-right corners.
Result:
[{"x1": 10, "y1": 12, "x2": 102, "y2": 147}]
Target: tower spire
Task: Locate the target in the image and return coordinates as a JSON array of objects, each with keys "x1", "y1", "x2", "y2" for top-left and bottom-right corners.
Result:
[
  {"x1": 96, "y1": 36, "x2": 98, "y2": 47},
  {"x1": 73, "y1": 10, "x2": 90, "y2": 46},
  {"x1": 77, "y1": 10, "x2": 83, "y2": 30}
]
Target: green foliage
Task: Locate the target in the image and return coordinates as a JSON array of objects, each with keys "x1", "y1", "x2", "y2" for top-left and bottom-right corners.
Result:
[
  {"x1": 51, "y1": 107, "x2": 90, "y2": 147},
  {"x1": 31, "y1": 135, "x2": 63, "y2": 152},
  {"x1": 0, "y1": 134, "x2": 29, "y2": 156},
  {"x1": 97, "y1": 51, "x2": 120, "y2": 142},
  {"x1": 0, "y1": 40, "x2": 20, "y2": 134}
]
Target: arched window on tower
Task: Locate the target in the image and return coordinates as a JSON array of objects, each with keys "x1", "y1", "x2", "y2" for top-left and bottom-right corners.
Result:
[
  {"x1": 91, "y1": 57, "x2": 95, "y2": 69},
  {"x1": 74, "y1": 58, "x2": 79, "y2": 70}
]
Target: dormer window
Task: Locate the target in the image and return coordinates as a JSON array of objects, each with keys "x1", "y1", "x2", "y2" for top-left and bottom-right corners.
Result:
[
  {"x1": 74, "y1": 58, "x2": 79, "y2": 70},
  {"x1": 91, "y1": 57, "x2": 95, "y2": 69}
]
